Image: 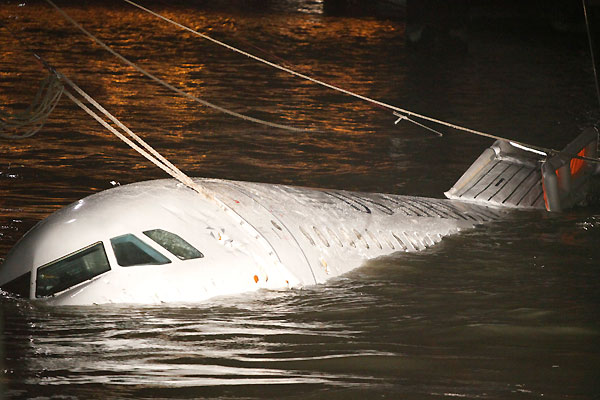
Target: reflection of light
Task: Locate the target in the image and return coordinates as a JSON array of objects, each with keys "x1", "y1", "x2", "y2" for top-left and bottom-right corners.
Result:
[
  {"x1": 297, "y1": 0, "x2": 323, "y2": 14},
  {"x1": 66, "y1": 218, "x2": 77, "y2": 224},
  {"x1": 73, "y1": 200, "x2": 84, "y2": 210},
  {"x1": 21, "y1": 305, "x2": 382, "y2": 388},
  {"x1": 0, "y1": 2, "x2": 407, "y2": 187}
]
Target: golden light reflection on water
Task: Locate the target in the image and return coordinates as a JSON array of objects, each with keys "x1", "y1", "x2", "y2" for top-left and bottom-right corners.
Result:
[
  {"x1": 2, "y1": 4, "x2": 600, "y2": 399},
  {"x1": 15, "y1": 2, "x2": 405, "y2": 132},
  {"x1": 1, "y1": 1, "x2": 595, "y2": 211}
]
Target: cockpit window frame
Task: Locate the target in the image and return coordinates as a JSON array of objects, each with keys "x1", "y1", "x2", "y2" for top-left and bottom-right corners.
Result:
[
  {"x1": 35, "y1": 241, "x2": 111, "y2": 298},
  {"x1": 143, "y1": 229, "x2": 204, "y2": 260},
  {"x1": 110, "y1": 233, "x2": 172, "y2": 267}
]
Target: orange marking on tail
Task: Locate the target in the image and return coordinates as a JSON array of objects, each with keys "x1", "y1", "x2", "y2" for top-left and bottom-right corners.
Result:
[{"x1": 570, "y1": 148, "x2": 586, "y2": 176}]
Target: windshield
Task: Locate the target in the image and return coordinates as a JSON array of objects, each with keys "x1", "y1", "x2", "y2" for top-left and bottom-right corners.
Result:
[
  {"x1": 36, "y1": 242, "x2": 111, "y2": 298},
  {"x1": 110, "y1": 234, "x2": 171, "y2": 267},
  {"x1": 143, "y1": 229, "x2": 204, "y2": 260}
]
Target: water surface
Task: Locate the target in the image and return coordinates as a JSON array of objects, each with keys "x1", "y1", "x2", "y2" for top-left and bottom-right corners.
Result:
[{"x1": 1, "y1": 1, "x2": 599, "y2": 398}]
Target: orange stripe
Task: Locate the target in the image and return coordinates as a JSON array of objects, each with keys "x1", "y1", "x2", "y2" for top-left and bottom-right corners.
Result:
[
  {"x1": 542, "y1": 177, "x2": 550, "y2": 211},
  {"x1": 570, "y1": 148, "x2": 586, "y2": 176}
]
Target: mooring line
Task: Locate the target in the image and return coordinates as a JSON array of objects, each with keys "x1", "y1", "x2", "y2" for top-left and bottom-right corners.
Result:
[
  {"x1": 0, "y1": 21, "x2": 65, "y2": 139},
  {"x1": 60, "y1": 75, "x2": 194, "y2": 186},
  {"x1": 0, "y1": 73, "x2": 64, "y2": 139},
  {"x1": 61, "y1": 76, "x2": 216, "y2": 200},
  {"x1": 9, "y1": 1, "x2": 600, "y2": 164},
  {"x1": 121, "y1": 0, "x2": 579, "y2": 158},
  {"x1": 43, "y1": 0, "x2": 306, "y2": 133},
  {"x1": 394, "y1": 112, "x2": 443, "y2": 137},
  {"x1": 60, "y1": 71, "x2": 287, "y2": 267}
]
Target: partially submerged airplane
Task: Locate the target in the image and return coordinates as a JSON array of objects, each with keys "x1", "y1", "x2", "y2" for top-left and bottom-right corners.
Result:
[
  {"x1": 1, "y1": 0, "x2": 599, "y2": 305},
  {"x1": 0, "y1": 129, "x2": 597, "y2": 305}
]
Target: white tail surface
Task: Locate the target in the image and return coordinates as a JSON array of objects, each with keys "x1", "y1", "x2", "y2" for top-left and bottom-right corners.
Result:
[{"x1": 445, "y1": 128, "x2": 599, "y2": 212}]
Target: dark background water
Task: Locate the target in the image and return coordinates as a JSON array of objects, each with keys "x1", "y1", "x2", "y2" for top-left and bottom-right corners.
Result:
[{"x1": 1, "y1": 0, "x2": 600, "y2": 398}]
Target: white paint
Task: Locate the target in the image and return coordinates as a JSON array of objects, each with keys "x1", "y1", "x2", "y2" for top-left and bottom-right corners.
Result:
[{"x1": 0, "y1": 178, "x2": 499, "y2": 305}]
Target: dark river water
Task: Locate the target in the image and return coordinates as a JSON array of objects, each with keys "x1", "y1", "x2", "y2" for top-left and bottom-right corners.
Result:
[{"x1": 1, "y1": 1, "x2": 600, "y2": 398}]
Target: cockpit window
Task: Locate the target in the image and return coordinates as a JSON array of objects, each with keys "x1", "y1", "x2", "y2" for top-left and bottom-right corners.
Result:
[
  {"x1": 36, "y1": 242, "x2": 110, "y2": 298},
  {"x1": 143, "y1": 229, "x2": 204, "y2": 260},
  {"x1": 110, "y1": 234, "x2": 171, "y2": 267}
]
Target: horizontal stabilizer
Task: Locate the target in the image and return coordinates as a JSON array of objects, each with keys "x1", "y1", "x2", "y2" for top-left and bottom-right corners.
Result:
[
  {"x1": 444, "y1": 140, "x2": 546, "y2": 209},
  {"x1": 445, "y1": 128, "x2": 599, "y2": 212}
]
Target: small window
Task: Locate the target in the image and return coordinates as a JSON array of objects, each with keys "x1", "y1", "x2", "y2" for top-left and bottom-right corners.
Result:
[
  {"x1": 299, "y1": 226, "x2": 316, "y2": 246},
  {"x1": 392, "y1": 233, "x2": 408, "y2": 251},
  {"x1": 143, "y1": 229, "x2": 203, "y2": 260},
  {"x1": 313, "y1": 226, "x2": 330, "y2": 247},
  {"x1": 353, "y1": 229, "x2": 369, "y2": 249},
  {"x1": 110, "y1": 234, "x2": 171, "y2": 267},
  {"x1": 36, "y1": 242, "x2": 110, "y2": 298},
  {"x1": 366, "y1": 229, "x2": 382, "y2": 250},
  {"x1": 326, "y1": 227, "x2": 343, "y2": 247}
]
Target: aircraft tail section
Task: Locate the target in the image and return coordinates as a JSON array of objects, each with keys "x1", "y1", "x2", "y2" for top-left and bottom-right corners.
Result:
[
  {"x1": 541, "y1": 128, "x2": 599, "y2": 211},
  {"x1": 445, "y1": 128, "x2": 598, "y2": 212}
]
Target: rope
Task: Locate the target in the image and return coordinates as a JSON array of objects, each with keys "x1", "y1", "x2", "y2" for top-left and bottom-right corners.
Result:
[
  {"x1": 58, "y1": 72, "x2": 215, "y2": 200},
  {"x1": 61, "y1": 70, "x2": 286, "y2": 272},
  {"x1": 121, "y1": 0, "x2": 600, "y2": 162},
  {"x1": 0, "y1": 17, "x2": 309, "y2": 270},
  {"x1": 6, "y1": 39, "x2": 285, "y2": 267},
  {"x1": 121, "y1": 1, "x2": 547, "y2": 147},
  {"x1": 394, "y1": 112, "x2": 443, "y2": 137},
  {"x1": 0, "y1": 73, "x2": 64, "y2": 139},
  {"x1": 43, "y1": 0, "x2": 306, "y2": 133},
  {"x1": 7, "y1": 2, "x2": 600, "y2": 165}
]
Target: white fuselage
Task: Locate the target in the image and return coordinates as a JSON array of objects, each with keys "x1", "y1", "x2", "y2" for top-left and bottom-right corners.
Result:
[{"x1": 0, "y1": 178, "x2": 500, "y2": 305}]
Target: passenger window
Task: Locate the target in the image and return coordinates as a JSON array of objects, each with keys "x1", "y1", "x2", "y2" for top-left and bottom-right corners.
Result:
[
  {"x1": 143, "y1": 229, "x2": 203, "y2": 260},
  {"x1": 110, "y1": 234, "x2": 171, "y2": 267},
  {"x1": 36, "y1": 242, "x2": 110, "y2": 298}
]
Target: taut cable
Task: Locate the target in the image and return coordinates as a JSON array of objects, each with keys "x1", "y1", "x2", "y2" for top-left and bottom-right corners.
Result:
[
  {"x1": 43, "y1": 0, "x2": 307, "y2": 133},
  {"x1": 121, "y1": 0, "x2": 588, "y2": 159}
]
